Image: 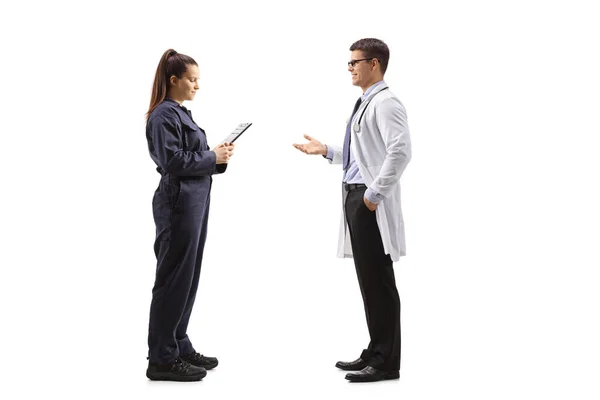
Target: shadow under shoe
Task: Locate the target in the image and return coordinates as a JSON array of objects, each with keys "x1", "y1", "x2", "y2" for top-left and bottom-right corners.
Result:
[
  {"x1": 146, "y1": 357, "x2": 207, "y2": 382},
  {"x1": 181, "y1": 352, "x2": 219, "y2": 370}
]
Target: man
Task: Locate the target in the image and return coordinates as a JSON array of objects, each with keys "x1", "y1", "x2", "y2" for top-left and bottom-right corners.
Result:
[{"x1": 293, "y1": 38, "x2": 411, "y2": 382}]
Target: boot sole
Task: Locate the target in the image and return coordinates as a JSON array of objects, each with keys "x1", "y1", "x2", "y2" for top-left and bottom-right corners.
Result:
[{"x1": 146, "y1": 370, "x2": 207, "y2": 382}]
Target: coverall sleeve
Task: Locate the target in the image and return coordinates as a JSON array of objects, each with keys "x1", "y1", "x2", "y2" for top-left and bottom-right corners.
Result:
[{"x1": 149, "y1": 113, "x2": 217, "y2": 177}]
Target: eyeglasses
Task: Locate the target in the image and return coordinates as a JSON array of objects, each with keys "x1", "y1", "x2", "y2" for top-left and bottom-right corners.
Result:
[{"x1": 347, "y1": 58, "x2": 375, "y2": 68}]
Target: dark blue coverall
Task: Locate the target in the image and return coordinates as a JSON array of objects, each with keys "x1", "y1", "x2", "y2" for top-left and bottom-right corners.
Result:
[{"x1": 145, "y1": 98, "x2": 226, "y2": 364}]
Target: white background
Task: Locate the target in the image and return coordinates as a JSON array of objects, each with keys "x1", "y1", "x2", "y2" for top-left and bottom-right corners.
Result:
[{"x1": 1, "y1": 0, "x2": 599, "y2": 399}]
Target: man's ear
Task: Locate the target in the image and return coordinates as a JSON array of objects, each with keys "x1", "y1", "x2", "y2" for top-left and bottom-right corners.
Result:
[{"x1": 372, "y1": 58, "x2": 380, "y2": 71}]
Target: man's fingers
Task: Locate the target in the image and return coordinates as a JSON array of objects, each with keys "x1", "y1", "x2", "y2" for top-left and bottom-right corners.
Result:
[
  {"x1": 293, "y1": 143, "x2": 315, "y2": 154},
  {"x1": 303, "y1": 134, "x2": 314, "y2": 142},
  {"x1": 364, "y1": 197, "x2": 377, "y2": 211}
]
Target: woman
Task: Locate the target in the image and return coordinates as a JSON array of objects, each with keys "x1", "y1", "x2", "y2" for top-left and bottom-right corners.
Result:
[{"x1": 145, "y1": 49, "x2": 234, "y2": 382}]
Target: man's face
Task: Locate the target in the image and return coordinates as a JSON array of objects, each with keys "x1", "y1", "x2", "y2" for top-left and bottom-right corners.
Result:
[{"x1": 348, "y1": 50, "x2": 374, "y2": 87}]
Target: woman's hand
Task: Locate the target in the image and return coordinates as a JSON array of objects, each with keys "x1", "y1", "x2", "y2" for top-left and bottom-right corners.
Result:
[{"x1": 213, "y1": 143, "x2": 235, "y2": 164}]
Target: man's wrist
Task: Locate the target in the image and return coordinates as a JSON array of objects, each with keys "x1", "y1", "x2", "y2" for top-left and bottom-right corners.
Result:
[{"x1": 365, "y1": 188, "x2": 382, "y2": 204}]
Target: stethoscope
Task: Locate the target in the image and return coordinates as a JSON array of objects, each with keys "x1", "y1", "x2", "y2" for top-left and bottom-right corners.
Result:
[{"x1": 352, "y1": 87, "x2": 389, "y2": 133}]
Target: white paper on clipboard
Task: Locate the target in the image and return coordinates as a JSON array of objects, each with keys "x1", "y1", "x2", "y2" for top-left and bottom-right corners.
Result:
[{"x1": 220, "y1": 123, "x2": 252, "y2": 144}]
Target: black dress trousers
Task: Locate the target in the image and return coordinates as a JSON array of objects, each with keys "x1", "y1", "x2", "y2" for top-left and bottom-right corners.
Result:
[{"x1": 344, "y1": 185, "x2": 401, "y2": 371}]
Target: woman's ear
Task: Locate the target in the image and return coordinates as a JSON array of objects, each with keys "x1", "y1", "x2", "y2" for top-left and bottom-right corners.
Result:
[{"x1": 169, "y1": 75, "x2": 178, "y2": 86}]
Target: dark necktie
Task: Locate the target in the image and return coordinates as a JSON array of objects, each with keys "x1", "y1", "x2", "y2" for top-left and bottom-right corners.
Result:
[{"x1": 343, "y1": 97, "x2": 363, "y2": 170}]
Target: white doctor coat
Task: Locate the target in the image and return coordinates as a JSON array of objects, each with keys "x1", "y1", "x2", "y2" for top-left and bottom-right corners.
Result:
[{"x1": 328, "y1": 83, "x2": 411, "y2": 262}]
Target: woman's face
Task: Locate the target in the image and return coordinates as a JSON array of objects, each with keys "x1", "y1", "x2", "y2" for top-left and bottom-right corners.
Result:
[{"x1": 169, "y1": 64, "x2": 200, "y2": 102}]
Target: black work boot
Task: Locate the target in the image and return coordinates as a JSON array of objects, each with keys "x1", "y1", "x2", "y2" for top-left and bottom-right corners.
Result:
[
  {"x1": 146, "y1": 357, "x2": 207, "y2": 381},
  {"x1": 181, "y1": 352, "x2": 219, "y2": 370}
]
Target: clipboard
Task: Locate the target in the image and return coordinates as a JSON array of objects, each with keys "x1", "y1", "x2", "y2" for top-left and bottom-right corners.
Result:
[{"x1": 220, "y1": 123, "x2": 252, "y2": 144}]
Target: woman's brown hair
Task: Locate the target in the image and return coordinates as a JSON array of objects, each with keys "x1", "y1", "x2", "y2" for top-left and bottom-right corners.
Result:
[{"x1": 146, "y1": 49, "x2": 198, "y2": 120}]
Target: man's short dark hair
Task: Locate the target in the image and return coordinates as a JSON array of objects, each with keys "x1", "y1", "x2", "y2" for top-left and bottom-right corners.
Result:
[{"x1": 349, "y1": 38, "x2": 390, "y2": 74}]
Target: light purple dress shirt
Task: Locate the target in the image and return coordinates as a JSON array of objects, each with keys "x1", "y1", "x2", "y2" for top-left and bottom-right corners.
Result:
[{"x1": 326, "y1": 80, "x2": 386, "y2": 204}]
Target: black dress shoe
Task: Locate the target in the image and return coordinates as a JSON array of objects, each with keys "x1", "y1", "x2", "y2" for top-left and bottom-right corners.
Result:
[
  {"x1": 345, "y1": 366, "x2": 400, "y2": 382},
  {"x1": 146, "y1": 358, "x2": 207, "y2": 381},
  {"x1": 335, "y1": 358, "x2": 369, "y2": 371},
  {"x1": 181, "y1": 352, "x2": 219, "y2": 370}
]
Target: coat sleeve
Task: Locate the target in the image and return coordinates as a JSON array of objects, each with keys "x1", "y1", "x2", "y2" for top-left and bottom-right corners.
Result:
[
  {"x1": 369, "y1": 97, "x2": 411, "y2": 198},
  {"x1": 149, "y1": 113, "x2": 217, "y2": 177},
  {"x1": 326, "y1": 143, "x2": 343, "y2": 165},
  {"x1": 215, "y1": 164, "x2": 227, "y2": 174}
]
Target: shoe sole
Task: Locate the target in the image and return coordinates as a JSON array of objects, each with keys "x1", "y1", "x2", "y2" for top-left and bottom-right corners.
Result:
[
  {"x1": 345, "y1": 372, "x2": 400, "y2": 383},
  {"x1": 146, "y1": 370, "x2": 207, "y2": 382}
]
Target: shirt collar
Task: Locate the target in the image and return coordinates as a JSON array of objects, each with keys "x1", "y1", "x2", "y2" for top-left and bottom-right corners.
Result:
[
  {"x1": 361, "y1": 80, "x2": 386, "y2": 101},
  {"x1": 164, "y1": 97, "x2": 186, "y2": 108}
]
